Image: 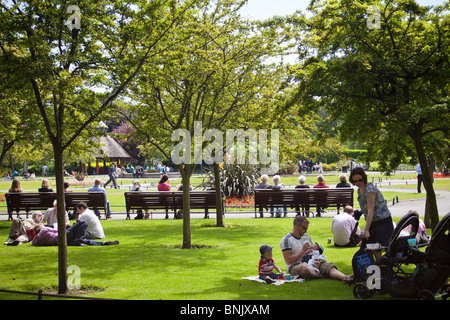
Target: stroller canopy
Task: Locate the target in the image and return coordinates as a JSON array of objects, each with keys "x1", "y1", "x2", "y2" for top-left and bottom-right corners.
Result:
[
  {"x1": 387, "y1": 211, "x2": 420, "y2": 260},
  {"x1": 426, "y1": 212, "x2": 450, "y2": 266}
]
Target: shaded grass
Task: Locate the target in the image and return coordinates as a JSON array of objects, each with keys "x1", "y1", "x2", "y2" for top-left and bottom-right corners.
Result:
[{"x1": 0, "y1": 216, "x2": 419, "y2": 300}]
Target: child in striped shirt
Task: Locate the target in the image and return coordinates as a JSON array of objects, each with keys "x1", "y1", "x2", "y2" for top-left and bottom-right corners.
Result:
[{"x1": 258, "y1": 244, "x2": 284, "y2": 284}]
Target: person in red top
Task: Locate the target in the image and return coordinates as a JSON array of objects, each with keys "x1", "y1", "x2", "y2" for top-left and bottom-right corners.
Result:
[
  {"x1": 157, "y1": 174, "x2": 171, "y2": 219},
  {"x1": 258, "y1": 245, "x2": 284, "y2": 284},
  {"x1": 157, "y1": 174, "x2": 171, "y2": 191},
  {"x1": 313, "y1": 175, "x2": 329, "y2": 217},
  {"x1": 313, "y1": 175, "x2": 329, "y2": 188}
]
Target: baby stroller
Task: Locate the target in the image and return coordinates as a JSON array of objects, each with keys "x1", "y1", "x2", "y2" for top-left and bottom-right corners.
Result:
[{"x1": 352, "y1": 211, "x2": 450, "y2": 300}]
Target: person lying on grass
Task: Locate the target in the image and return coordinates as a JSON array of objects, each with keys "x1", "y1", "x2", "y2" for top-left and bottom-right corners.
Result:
[
  {"x1": 32, "y1": 222, "x2": 119, "y2": 247},
  {"x1": 280, "y1": 216, "x2": 353, "y2": 282}
]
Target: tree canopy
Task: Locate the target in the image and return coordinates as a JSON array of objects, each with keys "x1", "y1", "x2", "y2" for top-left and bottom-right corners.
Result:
[
  {"x1": 293, "y1": 0, "x2": 449, "y2": 228},
  {"x1": 0, "y1": 0, "x2": 199, "y2": 293}
]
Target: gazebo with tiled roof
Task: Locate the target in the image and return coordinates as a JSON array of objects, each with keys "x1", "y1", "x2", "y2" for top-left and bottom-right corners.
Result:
[{"x1": 94, "y1": 135, "x2": 133, "y2": 175}]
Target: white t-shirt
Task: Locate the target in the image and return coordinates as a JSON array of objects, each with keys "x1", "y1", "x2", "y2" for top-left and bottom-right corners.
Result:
[
  {"x1": 80, "y1": 209, "x2": 105, "y2": 239},
  {"x1": 43, "y1": 208, "x2": 69, "y2": 227},
  {"x1": 280, "y1": 233, "x2": 312, "y2": 271},
  {"x1": 331, "y1": 213, "x2": 360, "y2": 246}
]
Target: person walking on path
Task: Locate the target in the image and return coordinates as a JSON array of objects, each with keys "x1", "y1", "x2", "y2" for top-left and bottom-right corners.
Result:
[
  {"x1": 416, "y1": 164, "x2": 423, "y2": 193},
  {"x1": 104, "y1": 163, "x2": 118, "y2": 189}
]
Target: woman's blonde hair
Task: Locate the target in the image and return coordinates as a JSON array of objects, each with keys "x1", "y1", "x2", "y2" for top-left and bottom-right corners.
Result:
[
  {"x1": 41, "y1": 179, "x2": 50, "y2": 188},
  {"x1": 8, "y1": 179, "x2": 21, "y2": 192}
]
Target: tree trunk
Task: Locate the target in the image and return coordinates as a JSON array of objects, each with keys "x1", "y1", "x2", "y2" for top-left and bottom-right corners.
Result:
[
  {"x1": 181, "y1": 165, "x2": 191, "y2": 249},
  {"x1": 414, "y1": 133, "x2": 439, "y2": 230},
  {"x1": 213, "y1": 163, "x2": 224, "y2": 227},
  {"x1": 54, "y1": 144, "x2": 68, "y2": 294},
  {"x1": 0, "y1": 140, "x2": 15, "y2": 168}
]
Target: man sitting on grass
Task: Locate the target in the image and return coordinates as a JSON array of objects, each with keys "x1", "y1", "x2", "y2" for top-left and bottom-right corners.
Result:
[
  {"x1": 280, "y1": 216, "x2": 353, "y2": 282},
  {"x1": 75, "y1": 202, "x2": 105, "y2": 240}
]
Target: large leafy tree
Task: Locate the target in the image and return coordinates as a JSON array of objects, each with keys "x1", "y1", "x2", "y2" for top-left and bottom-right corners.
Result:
[
  {"x1": 0, "y1": 0, "x2": 196, "y2": 293},
  {"x1": 122, "y1": 0, "x2": 289, "y2": 247},
  {"x1": 294, "y1": 0, "x2": 449, "y2": 229}
]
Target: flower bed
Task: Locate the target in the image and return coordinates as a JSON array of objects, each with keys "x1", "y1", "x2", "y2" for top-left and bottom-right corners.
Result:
[
  {"x1": 433, "y1": 174, "x2": 450, "y2": 178},
  {"x1": 225, "y1": 195, "x2": 254, "y2": 208},
  {"x1": 62, "y1": 179, "x2": 106, "y2": 188}
]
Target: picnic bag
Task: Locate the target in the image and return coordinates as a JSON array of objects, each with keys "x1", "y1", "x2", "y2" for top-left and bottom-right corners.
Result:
[{"x1": 352, "y1": 248, "x2": 374, "y2": 282}]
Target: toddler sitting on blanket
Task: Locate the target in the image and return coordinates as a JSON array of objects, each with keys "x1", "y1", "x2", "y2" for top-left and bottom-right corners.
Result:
[
  {"x1": 258, "y1": 244, "x2": 284, "y2": 284},
  {"x1": 301, "y1": 242, "x2": 327, "y2": 274}
]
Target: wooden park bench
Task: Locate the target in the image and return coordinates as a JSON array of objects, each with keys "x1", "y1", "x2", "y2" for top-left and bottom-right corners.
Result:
[
  {"x1": 124, "y1": 191, "x2": 224, "y2": 220},
  {"x1": 5, "y1": 192, "x2": 107, "y2": 220},
  {"x1": 64, "y1": 192, "x2": 108, "y2": 217},
  {"x1": 254, "y1": 188, "x2": 354, "y2": 218}
]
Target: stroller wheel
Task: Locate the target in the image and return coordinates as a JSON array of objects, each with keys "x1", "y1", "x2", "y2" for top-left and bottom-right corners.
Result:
[
  {"x1": 439, "y1": 284, "x2": 450, "y2": 300},
  {"x1": 353, "y1": 283, "x2": 373, "y2": 299},
  {"x1": 418, "y1": 289, "x2": 435, "y2": 300},
  {"x1": 377, "y1": 278, "x2": 389, "y2": 295}
]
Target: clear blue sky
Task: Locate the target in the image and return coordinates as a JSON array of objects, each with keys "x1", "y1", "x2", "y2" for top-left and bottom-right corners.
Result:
[{"x1": 239, "y1": 0, "x2": 447, "y2": 20}]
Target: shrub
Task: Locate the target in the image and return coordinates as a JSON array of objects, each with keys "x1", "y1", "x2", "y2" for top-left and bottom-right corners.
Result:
[{"x1": 201, "y1": 163, "x2": 260, "y2": 198}]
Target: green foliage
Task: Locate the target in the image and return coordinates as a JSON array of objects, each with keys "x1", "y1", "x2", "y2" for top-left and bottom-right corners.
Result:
[
  {"x1": 201, "y1": 162, "x2": 260, "y2": 198},
  {"x1": 342, "y1": 150, "x2": 367, "y2": 161},
  {"x1": 296, "y1": 0, "x2": 450, "y2": 170},
  {"x1": 0, "y1": 0, "x2": 201, "y2": 291},
  {"x1": 293, "y1": 0, "x2": 449, "y2": 227},
  {"x1": 216, "y1": 163, "x2": 260, "y2": 197}
]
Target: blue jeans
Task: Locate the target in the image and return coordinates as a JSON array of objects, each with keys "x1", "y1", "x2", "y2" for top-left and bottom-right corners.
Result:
[
  {"x1": 104, "y1": 175, "x2": 117, "y2": 188},
  {"x1": 93, "y1": 200, "x2": 111, "y2": 218},
  {"x1": 259, "y1": 273, "x2": 281, "y2": 281},
  {"x1": 66, "y1": 221, "x2": 103, "y2": 246},
  {"x1": 270, "y1": 205, "x2": 287, "y2": 217}
]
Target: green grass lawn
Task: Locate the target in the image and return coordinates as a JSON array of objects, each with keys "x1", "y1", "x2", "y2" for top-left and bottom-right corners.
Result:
[{"x1": 0, "y1": 216, "x2": 422, "y2": 300}]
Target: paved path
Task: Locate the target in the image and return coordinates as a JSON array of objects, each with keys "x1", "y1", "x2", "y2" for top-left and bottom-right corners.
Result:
[{"x1": 372, "y1": 177, "x2": 449, "y2": 218}]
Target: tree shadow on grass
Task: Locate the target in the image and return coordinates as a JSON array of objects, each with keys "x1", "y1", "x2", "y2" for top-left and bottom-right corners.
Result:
[{"x1": 173, "y1": 275, "x2": 357, "y2": 300}]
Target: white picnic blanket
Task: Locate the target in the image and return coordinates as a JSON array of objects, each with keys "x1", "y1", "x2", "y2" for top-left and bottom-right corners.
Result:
[{"x1": 242, "y1": 275, "x2": 305, "y2": 285}]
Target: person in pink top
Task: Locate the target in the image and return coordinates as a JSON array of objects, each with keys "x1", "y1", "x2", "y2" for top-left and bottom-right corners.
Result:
[
  {"x1": 32, "y1": 226, "x2": 58, "y2": 246},
  {"x1": 157, "y1": 174, "x2": 171, "y2": 191},
  {"x1": 157, "y1": 174, "x2": 171, "y2": 218},
  {"x1": 313, "y1": 175, "x2": 329, "y2": 217},
  {"x1": 32, "y1": 222, "x2": 119, "y2": 246}
]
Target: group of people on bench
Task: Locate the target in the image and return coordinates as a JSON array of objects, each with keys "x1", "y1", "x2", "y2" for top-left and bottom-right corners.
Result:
[
  {"x1": 7, "y1": 178, "x2": 112, "y2": 220},
  {"x1": 254, "y1": 174, "x2": 351, "y2": 218}
]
